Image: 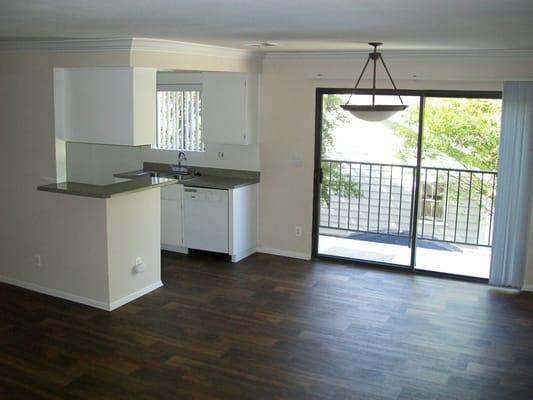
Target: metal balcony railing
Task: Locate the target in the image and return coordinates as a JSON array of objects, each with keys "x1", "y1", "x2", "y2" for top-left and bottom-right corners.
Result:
[{"x1": 320, "y1": 160, "x2": 497, "y2": 247}]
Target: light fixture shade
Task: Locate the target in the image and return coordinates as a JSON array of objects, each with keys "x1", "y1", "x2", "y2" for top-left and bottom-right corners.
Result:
[{"x1": 340, "y1": 104, "x2": 408, "y2": 122}]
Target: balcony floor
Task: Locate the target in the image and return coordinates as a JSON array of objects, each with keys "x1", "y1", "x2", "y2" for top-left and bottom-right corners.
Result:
[{"x1": 318, "y1": 232, "x2": 491, "y2": 279}]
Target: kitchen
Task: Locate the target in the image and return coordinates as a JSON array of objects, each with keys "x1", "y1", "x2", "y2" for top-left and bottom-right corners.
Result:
[{"x1": 35, "y1": 66, "x2": 261, "y2": 310}]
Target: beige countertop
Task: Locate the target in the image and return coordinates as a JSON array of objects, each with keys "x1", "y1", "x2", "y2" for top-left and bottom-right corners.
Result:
[{"x1": 37, "y1": 176, "x2": 177, "y2": 198}]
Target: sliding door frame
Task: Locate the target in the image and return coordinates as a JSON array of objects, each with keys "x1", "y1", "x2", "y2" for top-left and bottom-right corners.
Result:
[{"x1": 311, "y1": 88, "x2": 501, "y2": 281}]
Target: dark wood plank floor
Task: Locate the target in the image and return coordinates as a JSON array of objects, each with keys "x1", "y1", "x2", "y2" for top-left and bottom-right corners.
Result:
[{"x1": 1, "y1": 252, "x2": 533, "y2": 399}]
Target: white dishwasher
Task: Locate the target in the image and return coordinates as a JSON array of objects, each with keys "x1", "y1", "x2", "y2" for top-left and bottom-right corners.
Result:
[{"x1": 183, "y1": 187, "x2": 229, "y2": 253}]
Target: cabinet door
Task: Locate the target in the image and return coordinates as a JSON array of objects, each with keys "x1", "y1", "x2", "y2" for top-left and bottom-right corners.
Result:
[
  {"x1": 175, "y1": 185, "x2": 184, "y2": 247},
  {"x1": 202, "y1": 72, "x2": 249, "y2": 145},
  {"x1": 161, "y1": 199, "x2": 180, "y2": 247},
  {"x1": 161, "y1": 185, "x2": 184, "y2": 248}
]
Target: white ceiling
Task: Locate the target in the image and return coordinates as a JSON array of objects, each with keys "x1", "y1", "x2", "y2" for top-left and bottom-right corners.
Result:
[{"x1": 0, "y1": 0, "x2": 532, "y2": 51}]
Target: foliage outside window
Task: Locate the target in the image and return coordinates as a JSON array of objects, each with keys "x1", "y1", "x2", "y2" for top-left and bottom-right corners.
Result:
[
  {"x1": 393, "y1": 97, "x2": 501, "y2": 215},
  {"x1": 156, "y1": 85, "x2": 204, "y2": 151},
  {"x1": 393, "y1": 98, "x2": 501, "y2": 171},
  {"x1": 321, "y1": 95, "x2": 362, "y2": 207}
]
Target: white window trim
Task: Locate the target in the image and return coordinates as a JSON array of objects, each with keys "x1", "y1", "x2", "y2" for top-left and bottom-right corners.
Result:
[{"x1": 157, "y1": 83, "x2": 202, "y2": 92}]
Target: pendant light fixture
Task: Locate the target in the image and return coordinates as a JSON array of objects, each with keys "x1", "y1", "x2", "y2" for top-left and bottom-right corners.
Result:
[{"x1": 341, "y1": 42, "x2": 407, "y2": 121}]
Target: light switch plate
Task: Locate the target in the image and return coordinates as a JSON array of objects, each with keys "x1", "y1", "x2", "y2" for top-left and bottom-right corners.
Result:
[{"x1": 289, "y1": 153, "x2": 304, "y2": 166}]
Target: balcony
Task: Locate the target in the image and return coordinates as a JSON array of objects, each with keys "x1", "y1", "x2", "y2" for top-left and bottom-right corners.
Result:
[{"x1": 318, "y1": 160, "x2": 497, "y2": 278}]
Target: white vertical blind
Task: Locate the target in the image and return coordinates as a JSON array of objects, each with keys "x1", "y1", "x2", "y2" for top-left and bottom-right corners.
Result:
[
  {"x1": 490, "y1": 82, "x2": 533, "y2": 288},
  {"x1": 156, "y1": 88, "x2": 203, "y2": 151}
]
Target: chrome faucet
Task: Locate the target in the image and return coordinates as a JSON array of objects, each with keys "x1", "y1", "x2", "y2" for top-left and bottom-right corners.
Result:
[
  {"x1": 177, "y1": 151, "x2": 187, "y2": 166},
  {"x1": 172, "y1": 151, "x2": 188, "y2": 174}
]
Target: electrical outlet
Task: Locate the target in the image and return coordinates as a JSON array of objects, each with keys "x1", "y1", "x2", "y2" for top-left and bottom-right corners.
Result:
[
  {"x1": 295, "y1": 226, "x2": 302, "y2": 237},
  {"x1": 218, "y1": 151, "x2": 224, "y2": 159},
  {"x1": 133, "y1": 257, "x2": 145, "y2": 274},
  {"x1": 133, "y1": 263, "x2": 146, "y2": 274},
  {"x1": 34, "y1": 254, "x2": 41, "y2": 267}
]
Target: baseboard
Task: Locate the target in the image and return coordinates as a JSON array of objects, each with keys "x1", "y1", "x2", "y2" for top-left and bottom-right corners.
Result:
[
  {"x1": 255, "y1": 247, "x2": 311, "y2": 261},
  {"x1": 161, "y1": 244, "x2": 189, "y2": 254},
  {"x1": 0, "y1": 275, "x2": 110, "y2": 311},
  {"x1": 109, "y1": 281, "x2": 163, "y2": 311},
  {"x1": 231, "y1": 247, "x2": 256, "y2": 263},
  {"x1": 522, "y1": 284, "x2": 533, "y2": 292}
]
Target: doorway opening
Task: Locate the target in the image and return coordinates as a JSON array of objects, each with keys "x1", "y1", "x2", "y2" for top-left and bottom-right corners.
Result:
[{"x1": 312, "y1": 89, "x2": 502, "y2": 279}]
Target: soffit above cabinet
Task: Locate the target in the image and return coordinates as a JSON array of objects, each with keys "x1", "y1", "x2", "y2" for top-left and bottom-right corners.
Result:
[{"x1": 54, "y1": 67, "x2": 156, "y2": 146}]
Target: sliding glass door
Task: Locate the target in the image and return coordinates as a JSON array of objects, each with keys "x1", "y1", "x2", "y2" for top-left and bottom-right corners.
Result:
[
  {"x1": 313, "y1": 89, "x2": 502, "y2": 279},
  {"x1": 414, "y1": 96, "x2": 501, "y2": 278},
  {"x1": 315, "y1": 93, "x2": 420, "y2": 268}
]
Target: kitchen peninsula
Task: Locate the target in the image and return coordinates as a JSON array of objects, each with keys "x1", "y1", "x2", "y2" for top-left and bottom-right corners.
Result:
[{"x1": 37, "y1": 175, "x2": 177, "y2": 311}]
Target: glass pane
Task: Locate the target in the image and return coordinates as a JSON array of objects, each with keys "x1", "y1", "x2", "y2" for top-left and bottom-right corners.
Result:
[
  {"x1": 413, "y1": 97, "x2": 502, "y2": 278},
  {"x1": 317, "y1": 93, "x2": 420, "y2": 267},
  {"x1": 156, "y1": 90, "x2": 204, "y2": 151}
]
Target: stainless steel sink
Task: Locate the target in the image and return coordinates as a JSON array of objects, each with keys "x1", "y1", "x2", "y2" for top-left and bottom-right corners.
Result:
[
  {"x1": 128, "y1": 170, "x2": 166, "y2": 178},
  {"x1": 122, "y1": 170, "x2": 196, "y2": 182},
  {"x1": 145, "y1": 171, "x2": 195, "y2": 181},
  {"x1": 172, "y1": 174, "x2": 195, "y2": 182},
  {"x1": 148, "y1": 171, "x2": 170, "y2": 178}
]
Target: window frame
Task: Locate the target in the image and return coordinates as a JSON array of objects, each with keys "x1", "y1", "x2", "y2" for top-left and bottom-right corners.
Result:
[{"x1": 312, "y1": 88, "x2": 502, "y2": 279}]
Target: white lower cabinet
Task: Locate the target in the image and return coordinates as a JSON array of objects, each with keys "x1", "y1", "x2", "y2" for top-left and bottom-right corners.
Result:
[
  {"x1": 160, "y1": 184, "x2": 187, "y2": 252},
  {"x1": 228, "y1": 184, "x2": 258, "y2": 262},
  {"x1": 161, "y1": 183, "x2": 257, "y2": 262}
]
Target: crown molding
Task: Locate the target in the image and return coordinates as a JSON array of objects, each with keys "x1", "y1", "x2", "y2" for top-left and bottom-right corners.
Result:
[
  {"x1": 0, "y1": 37, "x2": 133, "y2": 52},
  {"x1": 0, "y1": 37, "x2": 260, "y2": 61},
  {"x1": 130, "y1": 37, "x2": 255, "y2": 59},
  {"x1": 264, "y1": 49, "x2": 533, "y2": 61},
  {"x1": 2, "y1": 38, "x2": 529, "y2": 62}
]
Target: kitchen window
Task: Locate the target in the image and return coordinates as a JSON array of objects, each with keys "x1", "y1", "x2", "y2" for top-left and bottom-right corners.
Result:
[{"x1": 156, "y1": 84, "x2": 204, "y2": 151}]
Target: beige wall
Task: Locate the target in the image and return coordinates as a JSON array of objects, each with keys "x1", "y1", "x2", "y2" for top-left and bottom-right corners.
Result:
[
  {"x1": 257, "y1": 53, "x2": 533, "y2": 287},
  {"x1": 107, "y1": 188, "x2": 161, "y2": 304},
  {"x1": 0, "y1": 51, "x2": 129, "y2": 304},
  {"x1": 66, "y1": 142, "x2": 144, "y2": 184}
]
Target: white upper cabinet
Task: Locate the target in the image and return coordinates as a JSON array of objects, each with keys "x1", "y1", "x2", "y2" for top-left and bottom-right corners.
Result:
[
  {"x1": 202, "y1": 72, "x2": 258, "y2": 145},
  {"x1": 54, "y1": 67, "x2": 156, "y2": 146}
]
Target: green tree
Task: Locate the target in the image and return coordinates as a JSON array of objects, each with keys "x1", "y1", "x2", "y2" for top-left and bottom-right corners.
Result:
[
  {"x1": 393, "y1": 98, "x2": 500, "y2": 214},
  {"x1": 393, "y1": 98, "x2": 501, "y2": 171},
  {"x1": 321, "y1": 95, "x2": 361, "y2": 206}
]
